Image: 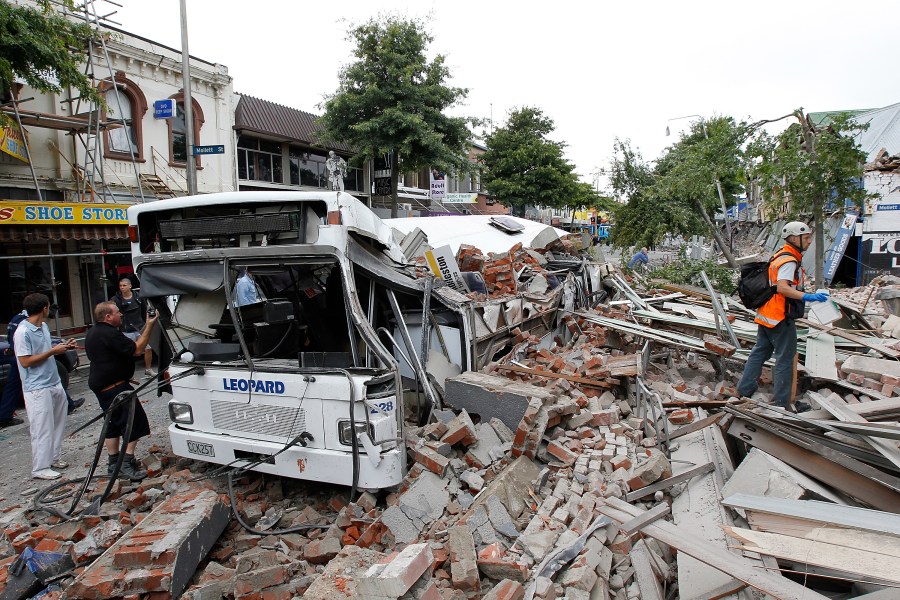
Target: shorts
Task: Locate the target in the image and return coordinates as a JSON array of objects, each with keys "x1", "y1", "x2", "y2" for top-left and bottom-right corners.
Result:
[
  {"x1": 95, "y1": 382, "x2": 151, "y2": 442},
  {"x1": 124, "y1": 331, "x2": 151, "y2": 351}
]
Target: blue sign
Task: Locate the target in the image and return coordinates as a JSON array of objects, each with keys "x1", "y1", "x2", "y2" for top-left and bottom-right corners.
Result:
[
  {"x1": 824, "y1": 211, "x2": 858, "y2": 285},
  {"x1": 153, "y1": 99, "x2": 175, "y2": 119},
  {"x1": 192, "y1": 145, "x2": 225, "y2": 156},
  {"x1": 877, "y1": 203, "x2": 900, "y2": 211}
]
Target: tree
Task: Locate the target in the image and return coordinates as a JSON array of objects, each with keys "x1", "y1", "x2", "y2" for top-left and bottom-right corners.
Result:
[
  {"x1": 652, "y1": 116, "x2": 746, "y2": 267},
  {"x1": 319, "y1": 16, "x2": 472, "y2": 217},
  {"x1": 607, "y1": 138, "x2": 704, "y2": 250},
  {"x1": 747, "y1": 110, "x2": 872, "y2": 288},
  {"x1": 0, "y1": 1, "x2": 101, "y2": 110},
  {"x1": 480, "y1": 107, "x2": 579, "y2": 217}
]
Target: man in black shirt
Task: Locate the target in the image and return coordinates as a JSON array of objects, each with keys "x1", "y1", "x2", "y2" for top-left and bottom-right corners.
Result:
[{"x1": 85, "y1": 301, "x2": 158, "y2": 480}]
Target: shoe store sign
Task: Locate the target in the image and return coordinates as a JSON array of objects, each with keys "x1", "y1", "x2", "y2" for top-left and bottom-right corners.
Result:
[{"x1": 0, "y1": 200, "x2": 129, "y2": 225}]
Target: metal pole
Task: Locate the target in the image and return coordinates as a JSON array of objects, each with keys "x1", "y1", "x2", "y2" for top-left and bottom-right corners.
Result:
[
  {"x1": 10, "y1": 99, "x2": 42, "y2": 201},
  {"x1": 46, "y1": 242, "x2": 61, "y2": 336},
  {"x1": 699, "y1": 120, "x2": 734, "y2": 251},
  {"x1": 180, "y1": 0, "x2": 197, "y2": 195}
]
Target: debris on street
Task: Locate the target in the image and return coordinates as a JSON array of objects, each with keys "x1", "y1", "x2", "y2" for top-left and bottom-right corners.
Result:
[{"x1": 2, "y1": 229, "x2": 900, "y2": 600}]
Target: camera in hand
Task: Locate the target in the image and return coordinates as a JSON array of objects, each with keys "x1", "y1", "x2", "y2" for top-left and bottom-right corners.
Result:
[{"x1": 147, "y1": 307, "x2": 156, "y2": 318}]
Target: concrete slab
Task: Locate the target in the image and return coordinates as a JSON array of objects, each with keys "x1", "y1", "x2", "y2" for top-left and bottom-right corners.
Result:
[
  {"x1": 842, "y1": 355, "x2": 900, "y2": 381},
  {"x1": 720, "y1": 448, "x2": 847, "y2": 515},
  {"x1": 399, "y1": 471, "x2": 450, "y2": 529},
  {"x1": 445, "y1": 371, "x2": 558, "y2": 430},
  {"x1": 670, "y1": 412, "x2": 754, "y2": 600},
  {"x1": 301, "y1": 545, "x2": 385, "y2": 600},
  {"x1": 67, "y1": 488, "x2": 230, "y2": 599},
  {"x1": 462, "y1": 456, "x2": 541, "y2": 521}
]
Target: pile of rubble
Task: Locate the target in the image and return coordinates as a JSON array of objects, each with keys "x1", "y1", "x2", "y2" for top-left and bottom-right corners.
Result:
[{"x1": 4, "y1": 250, "x2": 900, "y2": 599}]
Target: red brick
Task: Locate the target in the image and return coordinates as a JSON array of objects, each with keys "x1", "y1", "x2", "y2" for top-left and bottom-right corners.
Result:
[
  {"x1": 113, "y1": 546, "x2": 153, "y2": 568},
  {"x1": 668, "y1": 409, "x2": 694, "y2": 425},
  {"x1": 545, "y1": 440, "x2": 576, "y2": 466},
  {"x1": 411, "y1": 444, "x2": 449, "y2": 476},
  {"x1": 846, "y1": 371, "x2": 865, "y2": 385},
  {"x1": 483, "y1": 578, "x2": 525, "y2": 600},
  {"x1": 440, "y1": 410, "x2": 478, "y2": 447},
  {"x1": 704, "y1": 337, "x2": 736, "y2": 357},
  {"x1": 234, "y1": 565, "x2": 288, "y2": 596}
]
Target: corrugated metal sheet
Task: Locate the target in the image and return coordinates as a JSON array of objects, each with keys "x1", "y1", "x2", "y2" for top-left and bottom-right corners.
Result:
[
  {"x1": 233, "y1": 94, "x2": 353, "y2": 153},
  {"x1": 852, "y1": 102, "x2": 900, "y2": 161}
]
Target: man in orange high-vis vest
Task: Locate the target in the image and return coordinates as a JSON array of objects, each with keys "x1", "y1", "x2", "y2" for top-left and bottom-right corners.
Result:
[{"x1": 737, "y1": 221, "x2": 829, "y2": 411}]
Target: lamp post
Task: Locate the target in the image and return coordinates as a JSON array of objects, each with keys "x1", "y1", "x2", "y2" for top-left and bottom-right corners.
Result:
[
  {"x1": 666, "y1": 114, "x2": 734, "y2": 253},
  {"x1": 180, "y1": 0, "x2": 197, "y2": 195}
]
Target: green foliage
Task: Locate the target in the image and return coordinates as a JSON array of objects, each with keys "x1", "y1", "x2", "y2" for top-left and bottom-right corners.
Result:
[
  {"x1": 0, "y1": 1, "x2": 101, "y2": 105},
  {"x1": 608, "y1": 119, "x2": 746, "y2": 265},
  {"x1": 650, "y1": 250, "x2": 737, "y2": 294},
  {"x1": 607, "y1": 138, "x2": 703, "y2": 249},
  {"x1": 480, "y1": 106, "x2": 580, "y2": 216},
  {"x1": 653, "y1": 116, "x2": 745, "y2": 215},
  {"x1": 747, "y1": 112, "x2": 872, "y2": 218},
  {"x1": 319, "y1": 15, "x2": 473, "y2": 214}
]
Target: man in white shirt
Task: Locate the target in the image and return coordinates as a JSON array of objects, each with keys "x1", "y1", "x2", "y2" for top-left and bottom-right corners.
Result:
[{"x1": 14, "y1": 294, "x2": 77, "y2": 480}]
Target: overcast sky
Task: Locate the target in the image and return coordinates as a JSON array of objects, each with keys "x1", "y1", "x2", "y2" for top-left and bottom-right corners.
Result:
[{"x1": 111, "y1": 0, "x2": 898, "y2": 191}]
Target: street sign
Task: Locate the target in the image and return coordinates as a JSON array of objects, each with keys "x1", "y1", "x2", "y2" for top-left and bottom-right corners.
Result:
[
  {"x1": 374, "y1": 177, "x2": 392, "y2": 196},
  {"x1": 153, "y1": 99, "x2": 175, "y2": 119},
  {"x1": 192, "y1": 145, "x2": 225, "y2": 156}
]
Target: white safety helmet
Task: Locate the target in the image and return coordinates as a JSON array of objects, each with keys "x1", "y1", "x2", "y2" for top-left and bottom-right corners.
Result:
[{"x1": 782, "y1": 221, "x2": 811, "y2": 239}]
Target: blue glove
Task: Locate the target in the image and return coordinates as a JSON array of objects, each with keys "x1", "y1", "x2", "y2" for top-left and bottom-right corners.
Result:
[{"x1": 802, "y1": 292, "x2": 829, "y2": 303}]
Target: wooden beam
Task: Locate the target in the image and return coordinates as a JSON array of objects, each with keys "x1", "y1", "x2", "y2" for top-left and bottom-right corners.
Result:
[
  {"x1": 630, "y1": 540, "x2": 664, "y2": 600},
  {"x1": 702, "y1": 579, "x2": 749, "y2": 600},
  {"x1": 597, "y1": 498, "x2": 831, "y2": 600},
  {"x1": 495, "y1": 364, "x2": 614, "y2": 388},
  {"x1": 625, "y1": 462, "x2": 716, "y2": 502},
  {"x1": 722, "y1": 492, "x2": 900, "y2": 537},
  {"x1": 618, "y1": 502, "x2": 671, "y2": 536},
  {"x1": 809, "y1": 391, "x2": 900, "y2": 472},
  {"x1": 798, "y1": 318, "x2": 900, "y2": 359},
  {"x1": 668, "y1": 412, "x2": 725, "y2": 440},
  {"x1": 724, "y1": 526, "x2": 900, "y2": 585}
]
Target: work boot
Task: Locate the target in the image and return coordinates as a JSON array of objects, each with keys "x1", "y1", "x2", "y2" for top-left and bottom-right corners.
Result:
[{"x1": 107, "y1": 453, "x2": 147, "y2": 481}]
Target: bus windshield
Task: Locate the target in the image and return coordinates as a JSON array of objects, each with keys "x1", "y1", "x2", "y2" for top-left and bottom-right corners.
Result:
[{"x1": 143, "y1": 259, "x2": 353, "y2": 367}]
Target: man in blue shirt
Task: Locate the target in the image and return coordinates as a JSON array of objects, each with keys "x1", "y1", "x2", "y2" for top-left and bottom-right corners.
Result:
[
  {"x1": 234, "y1": 268, "x2": 261, "y2": 307},
  {"x1": 628, "y1": 247, "x2": 649, "y2": 270},
  {"x1": 13, "y1": 294, "x2": 76, "y2": 480}
]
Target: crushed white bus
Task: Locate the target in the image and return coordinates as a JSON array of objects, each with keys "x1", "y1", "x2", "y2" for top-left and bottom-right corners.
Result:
[{"x1": 128, "y1": 191, "x2": 572, "y2": 491}]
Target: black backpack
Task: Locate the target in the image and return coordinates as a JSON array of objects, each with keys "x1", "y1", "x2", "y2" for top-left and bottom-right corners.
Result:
[{"x1": 737, "y1": 251, "x2": 798, "y2": 310}]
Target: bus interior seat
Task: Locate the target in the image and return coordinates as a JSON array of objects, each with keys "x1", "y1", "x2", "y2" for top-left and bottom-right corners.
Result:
[{"x1": 299, "y1": 352, "x2": 353, "y2": 368}]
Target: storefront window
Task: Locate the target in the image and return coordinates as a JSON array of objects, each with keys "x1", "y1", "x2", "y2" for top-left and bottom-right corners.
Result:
[{"x1": 1, "y1": 257, "x2": 71, "y2": 322}]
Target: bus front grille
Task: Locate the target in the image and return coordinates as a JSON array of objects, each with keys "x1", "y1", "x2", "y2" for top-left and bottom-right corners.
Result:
[{"x1": 210, "y1": 400, "x2": 307, "y2": 438}]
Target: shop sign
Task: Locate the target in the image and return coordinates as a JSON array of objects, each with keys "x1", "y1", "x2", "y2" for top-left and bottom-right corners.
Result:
[
  {"x1": 444, "y1": 193, "x2": 477, "y2": 204},
  {"x1": 430, "y1": 168, "x2": 446, "y2": 200},
  {"x1": 153, "y1": 99, "x2": 175, "y2": 119},
  {"x1": 860, "y1": 231, "x2": 900, "y2": 284},
  {"x1": 0, "y1": 200, "x2": 129, "y2": 225},
  {"x1": 0, "y1": 123, "x2": 29, "y2": 163}
]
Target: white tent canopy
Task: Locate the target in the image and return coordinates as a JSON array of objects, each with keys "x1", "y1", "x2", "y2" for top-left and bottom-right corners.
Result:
[{"x1": 385, "y1": 215, "x2": 568, "y2": 255}]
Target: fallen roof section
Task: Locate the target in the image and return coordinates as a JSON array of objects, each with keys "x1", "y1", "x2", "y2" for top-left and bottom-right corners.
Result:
[{"x1": 386, "y1": 215, "x2": 568, "y2": 254}]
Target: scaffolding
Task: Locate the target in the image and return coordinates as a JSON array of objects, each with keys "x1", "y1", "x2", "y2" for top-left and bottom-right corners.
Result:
[{"x1": 0, "y1": 0, "x2": 156, "y2": 204}]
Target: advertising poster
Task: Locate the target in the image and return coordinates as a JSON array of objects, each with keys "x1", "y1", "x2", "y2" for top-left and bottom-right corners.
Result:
[
  {"x1": 430, "y1": 168, "x2": 445, "y2": 200},
  {"x1": 0, "y1": 123, "x2": 29, "y2": 163},
  {"x1": 424, "y1": 245, "x2": 469, "y2": 293},
  {"x1": 823, "y1": 211, "x2": 857, "y2": 285}
]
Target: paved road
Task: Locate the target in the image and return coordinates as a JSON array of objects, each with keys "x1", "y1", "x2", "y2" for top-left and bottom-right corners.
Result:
[{"x1": 0, "y1": 360, "x2": 174, "y2": 508}]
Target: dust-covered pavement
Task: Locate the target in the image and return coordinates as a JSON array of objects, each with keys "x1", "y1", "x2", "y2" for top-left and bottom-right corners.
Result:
[{"x1": 0, "y1": 358, "x2": 174, "y2": 507}]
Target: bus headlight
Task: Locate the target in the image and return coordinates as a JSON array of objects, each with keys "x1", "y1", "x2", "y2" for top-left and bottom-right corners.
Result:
[
  {"x1": 169, "y1": 402, "x2": 194, "y2": 424},
  {"x1": 338, "y1": 420, "x2": 374, "y2": 446}
]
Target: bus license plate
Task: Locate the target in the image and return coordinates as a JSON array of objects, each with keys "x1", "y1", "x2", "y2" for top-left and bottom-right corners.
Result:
[{"x1": 186, "y1": 440, "x2": 215, "y2": 457}]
